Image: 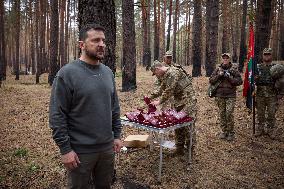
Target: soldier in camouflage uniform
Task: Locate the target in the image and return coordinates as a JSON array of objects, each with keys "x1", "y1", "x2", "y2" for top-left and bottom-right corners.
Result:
[
  {"x1": 209, "y1": 53, "x2": 243, "y2": 141},
  {"x1": 163, "y1": 50, "x2": 190, "y2": 77},
  {"x1": 150, "y1": 51, "x2": 192, "y2": 108},
  {"x1": 255, "y1": 48, "x2": 282, "y2": 138},
  {"x1": 150, "y1": 60, "x2": 197, "y2": 155},
  {"x1": 150, "y1": 51, "x2": 191, "y2": 109},
  {"x1": 150, "y1": 61, "x2": 169, "y2": 109}
]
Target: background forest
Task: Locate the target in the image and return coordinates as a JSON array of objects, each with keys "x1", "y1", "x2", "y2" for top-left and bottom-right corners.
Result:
[{"x1": 0, "y1": 0, "x2": 284, "y2": 88}]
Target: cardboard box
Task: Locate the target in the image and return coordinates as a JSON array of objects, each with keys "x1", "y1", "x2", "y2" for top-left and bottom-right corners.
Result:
[{"x1": 124, "y1": 135, "x2": 150, "y2": 148}]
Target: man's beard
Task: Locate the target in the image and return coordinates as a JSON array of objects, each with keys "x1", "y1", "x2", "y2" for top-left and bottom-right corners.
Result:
[
  {"x1": 166, "y1": 60, "x2": 171, "y2": 65},
  {"x1": 263, "y1": 57, "x2": 272, "y2": 63},
  {"x1": 85, "y1": 48, "x2": 105, "y2": 61}
]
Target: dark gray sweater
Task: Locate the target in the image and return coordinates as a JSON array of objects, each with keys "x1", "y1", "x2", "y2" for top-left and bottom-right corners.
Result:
[{"x1": 49, "y1": 60, "x2": 121, "y2": 155}]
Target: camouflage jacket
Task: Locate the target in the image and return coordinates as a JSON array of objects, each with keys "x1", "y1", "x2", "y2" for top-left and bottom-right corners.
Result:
[
  {"x1": 150, "y1": 62, "x2": 191, "y2": 99},
  {"x1": 209, "y1": 63, "x2": 243, "y2": 98},
  {"x1": 255, "y1": 63, "x2": 277, "y2": 97},
  {"x1": 150, "y1": 77, "x2": 162, "y2": 100},
  {"x1": 150, "y1": 67, "x2": 196, "y2": 114},
  {"x1": 168, "y1": 62, "x2": 190, "y2": 77}
]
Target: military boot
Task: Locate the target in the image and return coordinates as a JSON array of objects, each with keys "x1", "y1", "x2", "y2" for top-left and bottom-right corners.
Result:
[
  {"x1": 218, "y1": 132, "x2": 227, "y2": 140},
  {"x1": 226, "y1": 132, "x2": 235, "y2": 141},
  {"x1": 266, "y1": 127, "x2": 276, "y2": 140},
  {"x1": 254, "y1": 127, "x2": 265, "y2": 137},
  {"x1": 171, "y1": 146, "x2": 185, "y2": 157}
]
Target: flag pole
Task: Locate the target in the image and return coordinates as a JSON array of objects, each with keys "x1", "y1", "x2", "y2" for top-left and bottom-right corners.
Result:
[
  {"x1": 253, "y1": 95, "x2": 255, "y2": 135},
  {"x1": 252, "y1": 53, "x2": 256, "y2": 135},
  {"x1": 251, "y1": 22, "x2": 256, "y2": 136}
]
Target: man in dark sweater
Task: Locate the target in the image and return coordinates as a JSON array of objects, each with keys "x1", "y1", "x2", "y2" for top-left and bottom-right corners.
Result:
[{"x1": 49, "y1": 24, "x2": 122, "y2": 189}]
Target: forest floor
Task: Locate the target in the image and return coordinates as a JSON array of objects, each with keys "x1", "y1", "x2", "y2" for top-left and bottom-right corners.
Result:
[{"x1": 0, "y1": 65, "x2": 284, "y2": 189}]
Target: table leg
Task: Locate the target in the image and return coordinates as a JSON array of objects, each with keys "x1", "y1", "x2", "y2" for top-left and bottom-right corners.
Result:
[
  {"x1": 188, "y1": 125, "x2": 193, "y2": 164},
  {"x1": 158, "y1": 134, "x2": 164, "y2": 182},
  {"x1": 150, "y1": 131, "x2": 153, "y2": 151}
]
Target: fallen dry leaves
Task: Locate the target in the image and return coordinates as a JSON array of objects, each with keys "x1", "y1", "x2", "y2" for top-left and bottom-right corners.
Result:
[{"x1": 0, "y1": 66, "x2": 283, "y2": 189}]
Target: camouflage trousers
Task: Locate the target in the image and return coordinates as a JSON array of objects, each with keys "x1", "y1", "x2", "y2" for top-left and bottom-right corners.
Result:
[
  {"x1": 174, "y1": 101, "x2": 197, "y2": 149},
  {"x1": 256, "y1": 96, "x2": 278, "y2": 129},
  {"x1": 174, "y1": 123, "x2": 196, "y2": 149},
  {"x1": 215, "y1": 97, "x2": 236, "y2": 134}
]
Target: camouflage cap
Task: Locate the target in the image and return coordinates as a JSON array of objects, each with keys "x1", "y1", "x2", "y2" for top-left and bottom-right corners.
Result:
[
  {"x1": 221, "y1": 53, "x2": 231, "y2": 59},
  {"x1": 165, "y1": 50, "x2": 173, "y2": 57},
  {"x1": 150, "y1": 60, "x2": 162, "y2": 75},
  {"x1": 263, "y1": 48, "x2": 272, "y2": 54}
]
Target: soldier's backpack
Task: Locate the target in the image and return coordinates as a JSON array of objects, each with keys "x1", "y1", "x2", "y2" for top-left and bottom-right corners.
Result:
[
  {"x1": 270, "y1": 64, "x2": 284, "y2": 80},
  {"x1": 173, "y1": 63, "x2": 190, "y2": 77}
]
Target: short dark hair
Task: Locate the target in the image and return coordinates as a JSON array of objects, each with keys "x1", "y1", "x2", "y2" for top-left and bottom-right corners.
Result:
[{"x1": 79, "y1": 24, "x2": 105, "y2": 41}]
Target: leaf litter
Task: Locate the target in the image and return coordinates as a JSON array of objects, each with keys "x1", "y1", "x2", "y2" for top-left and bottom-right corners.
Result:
[{"x1": 0, "y1": 66, "x2": 283, "y2": 189}]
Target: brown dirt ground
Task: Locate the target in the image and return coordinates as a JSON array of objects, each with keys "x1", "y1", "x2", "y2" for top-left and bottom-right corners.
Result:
[{"x1": 0, "y1": 66, "x2": 283, "y2": 189}]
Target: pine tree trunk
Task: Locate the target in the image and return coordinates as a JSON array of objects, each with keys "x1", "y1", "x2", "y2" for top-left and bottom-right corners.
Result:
[
  {"x1": 30, "y1": 0, "x2": 35, "y2": 75},
  {"x1": 64, "y1": 0, "x2": 70, "y2": 64},
  {"x1": 49, "y1": 0, "x2": 59, "y2": 86},
  {"x1": 181, "y1": 24, "x2": 184, "y2": 64},
  {"x1": 0, "y1": 0, "x2": 6, "y2": 84},
  {"x1": 7, "y1": 0, "x2": 12, "y2": 69},
  {"x1": 178, "y1": 8, "x2": 180, "y2": 64},
  {"x1": 14, "y1": 0, "x2": 20, "y2": 80},
  {"x1": 121, "y1": 0, "x2": 136, "y2": 91},
  {"x1": 254, "y1": 0, "x2": 275, "y2": 64},
  {"x1": 73, "y1": 0, "x2": 78, "y2": 60},
  {"x1": 153, "y1": 0, "x2": 160, "y2": 60},
  {"x1": 179, "y1": 22, "x2": 182, "y2": 64},
  {"x1": 221, "y1": 0, "x2": 230, "y2": 53},
  {"x1": 185, "y1": 3, "x2": 190, "y2": 66},
  {"x1": 250, "y1": 0, "x2": 256, "y2": 11},
  {"x1": 141, "y1": 0, "x2": 149, "y2": 68},
  {"x1": 271, "y1": 6, "x2": 278, "y2": 60},
  {"x1": 35, "y1": 0, "x2": 40, "y2": 83},
  {"x1": 172, "y1": 0, "x2": 179, "y2": 63},
  {"x1": 231, "y1": 0, "x2": 239, "y2": 63},
  {"x1": 35, "y1": 0, "x2": 46, "y2": 83},
  {"x1": 78, "y1": 0, "x2": 117, "y2": 73},
  {"x1": 46, "y1": 1, "x2": 50, "y2": 71},
  {"x1": 40, "y1": 0, "x2": 46, "y2": 73},
  {"x1": 24, "y1": 6, "x2": 28, "y2": 75},
  {"x1": 59, "y1": 0, "x2": 66, "y2": 67},
  {"x1": 280, "y1": 0, "x2": 284, "y2": 60},
  {"x1": 159, "y1": 0, "x2": 166, "y2": 59},
  {"x1": 141, "y1": 0, "x2": 151, "y2": 69},
  {"x1": 205, "y1": 0, "x2": 211, "y2": 75},
  {"x1": 238, "y1": 0, "x2": 247, "y2": 72},
  {"x1": 146, "y1": 0, "x2": 151, "y2": 70},
  {"x1": 205, "y1": 0, "x2": 219, "y2": 77},
  {"x1": 166, "y1": 0, "x2": 172, "y2": 51},
  {"x1": 192, "y1": 0, "x2": 202, "y2": 77}
]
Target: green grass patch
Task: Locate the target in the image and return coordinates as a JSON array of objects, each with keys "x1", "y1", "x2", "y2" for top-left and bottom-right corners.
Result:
[
  {"x1": 28, "y1": 163, "x2": 40, "y2": 172},
  {"x1": 14, "y1": 148, "x2": 28, "y2": 157}
]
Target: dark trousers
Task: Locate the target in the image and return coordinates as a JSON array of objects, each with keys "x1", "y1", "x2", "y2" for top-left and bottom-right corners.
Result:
[{"x1": 67, "y1": 149, "x2": 114, "y2": 189}]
